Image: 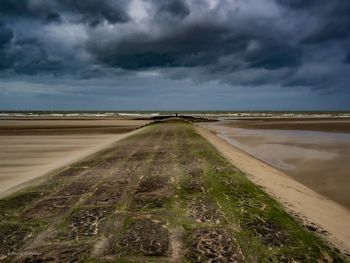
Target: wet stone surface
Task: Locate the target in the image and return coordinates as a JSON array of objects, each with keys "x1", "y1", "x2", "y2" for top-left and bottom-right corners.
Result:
[
  {"x1": 68, "y1": 206, "x2": 113, "y2": 239},
  {"x1": 0, "y1": 223, "x2": 33, "y2": 257},
  {"x1": 242, "y1": 217, "x2": 290, "y2": 247},
  {"x1": 105, "y1": 151, "x2": 130, "y2": 162},
  {"x1": 189, "y1": 198, "x2": 225, "y2": 224},
  {"x1": 99, "y1": 159, "x2": 119, "y2": 170},
  {"x1": 0, "y1": 192, "x2": 45, "y2": 217},
  {"x1": 187, "y1": 167, "x2": 203, "y2": 178},
  {"x1": 55, "y1": 182, "x2": 94, "y2": 197},
  {"x1": 181, "y1": 179, "x2": 203, "y2": 193},
  {"x1": 129, "y1": 152, "x2": 150, "y2": 162},
  {"x1": 84, "y1": 182, "x2": 124, "y2": 205},
  {"x1": 134, "y1": 176, "x2": 172, "y2": 209},
  {"x1": 222, "y1": 184, "x2": 264, "y2": 210},
  {"x1": 57, "y1": 167, "x2": 87, "y2": 177},
  {"x1": 147, "y1": 165, "x2": 168, "y2": 176},
  {"x1": 17, "y1": 243, "x2": 90, "y2": 263},
  {"x1": 22, "y1": 197, "x2": 78, "y2": 219},
  {"x1": 136, "y1": 176, "x2": 167, "y2": 193},
  {"x1": 187, "y1": 229, "x2": 245, "y2": 263},
  {"x1": 119, "y1": 218, "x2": 169, "y2": 256}
]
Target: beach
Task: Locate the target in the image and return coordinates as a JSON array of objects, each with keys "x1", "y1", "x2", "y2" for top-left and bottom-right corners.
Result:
[
  {"x1": 201, "y1": 119, "x2": 350, "y2": 209},
  {"x1": 0, "y1": 119, "x2": 149, "y2": 197},
  {"x1": 198, "y1": 118, "x2": 350, "y2": 254},
  {"x1": 224, "y1": 118, "x2": 350, "y2": 133},
  {"x1": 1, "y1": 119, "x2": 346, "y2": 262}
]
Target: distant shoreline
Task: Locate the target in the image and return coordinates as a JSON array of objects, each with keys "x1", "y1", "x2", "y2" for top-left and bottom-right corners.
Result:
[{"x1": 1, "y1": 110, "x2": 350, "y2": 120}]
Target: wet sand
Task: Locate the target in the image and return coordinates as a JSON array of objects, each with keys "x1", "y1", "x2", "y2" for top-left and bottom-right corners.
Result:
[
  {"x1": 202, "y1": 120, "x2": 350, "y2": 209},
  {"x1": 227, "y1": 118, "x2": 350, "y2": 133},
  {"x1": 0, "y1": 119, "x2": 149, "y2": 197},
  {"x1": 0, "y1": 119, "x2": 149, "y2": 135},
  {"x1": 197, "y1": 124, "x2": 350, "y2": 254}
]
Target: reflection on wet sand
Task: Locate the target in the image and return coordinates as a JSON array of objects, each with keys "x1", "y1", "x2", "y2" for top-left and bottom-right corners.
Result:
[{"x1": 203, "y1": 120, "x2": 350, "y2": 209}]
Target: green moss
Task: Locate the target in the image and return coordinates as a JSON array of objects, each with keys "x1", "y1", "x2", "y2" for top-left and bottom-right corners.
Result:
[
  {"x1": 0, "y1": 191, "x2": 44, "y2": 216},
  {"x1": 180, "y1": 123, "x2": 346, "y2": 262}
]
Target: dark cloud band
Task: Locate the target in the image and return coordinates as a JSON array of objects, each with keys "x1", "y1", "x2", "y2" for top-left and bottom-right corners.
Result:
[{"x1": 0, "y1": 0, "x2": 349, "y2": 96}]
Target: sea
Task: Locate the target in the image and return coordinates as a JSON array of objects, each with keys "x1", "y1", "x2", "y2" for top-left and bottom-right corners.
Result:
[{"x1": 1, "y1": 111, "x2": 350, "y2": 119}]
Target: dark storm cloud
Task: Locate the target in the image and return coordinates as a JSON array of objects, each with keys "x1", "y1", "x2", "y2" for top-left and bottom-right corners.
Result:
[
  {"x1": 156, "y1": 0, "x2": 190, "y2": 18},
  {"x1": 87, "y1": 23, "x2": 240, "y2": 69},
  {"x1": 0, "y1": 0, "x2": 130, "y2": 25},
  {"x1": 345, "y1": 52, "x2": 350, "y2": 64},
  {"x1": 0, "y1": 23, "x2": 13, "y2": 69},
  {"x1": 10, "y1": 38, "x2": 63, "y2": 75},
  {"x1": 275, "y1": 0, "x2": 316, "y2": 9},
  {"x1": 0, "y1": 23, "x2": 13, "y2": 47},
  {"x1": 0, "y1": 0, "x2": 349, "y2": 105},
  {"x1": 0, "y1": 31, "x2": 78, "y2": 75},
  {"x1": 244, "y1": 40, "x2": 302, "y2": 69},
  {"x1": 0, "y1": 0, "x2": 61, "y2": 24},
  {"x1": 0, "y1": 0, "x2": 131, "y2": 74},
  {"x1": 292, "y1": 0, "x2": 350, "y2": 44},
  {"x1": 59, "y1": 0, "x2": 130, "y2": 25}
]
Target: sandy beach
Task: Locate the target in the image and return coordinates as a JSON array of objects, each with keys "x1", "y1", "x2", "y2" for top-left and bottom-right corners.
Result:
[
  {"x1": 202, "y1": 119, "x2": 350, "y2": 209},
  {"x1": 198, "y1": 119, "x2": 350, "y2": 254},
  {"x1": 1, "y1": 119, "x2": 346, "y2": 262},
  {"x1": 0, "y1": 119, "x2": 149, "y2": 197},
  {"x1": 0, "y1": 119, "x2": 150, "y2": 135},
  {"x1": 225, "y1": 118, "x2": 350, "y2": 133}
]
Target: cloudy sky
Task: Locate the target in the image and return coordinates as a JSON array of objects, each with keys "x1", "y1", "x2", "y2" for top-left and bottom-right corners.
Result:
[{"x1": 0, "y1": 0, "x2": 349, "y2": 110}]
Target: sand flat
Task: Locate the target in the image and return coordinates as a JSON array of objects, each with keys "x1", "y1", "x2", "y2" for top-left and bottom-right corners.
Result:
[
  {"x1": 0, "y1": 119, "x2": 149, "y2": 197},
  {"x1": 0, "y1": 119, "x2": 150, "y2": 135},
  {"x1": 202, "y1": 120, "x2": 350, "y2": 209},
  {"x1": 196, "y1": 125, "x2": 350, "y2": 255},
  {"x1": 224, "y1": 118, "x2": 350, "y2": 133}
]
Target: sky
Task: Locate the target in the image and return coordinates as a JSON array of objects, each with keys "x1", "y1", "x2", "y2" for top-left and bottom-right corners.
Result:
[{"x1": 0, "y1": 0, "x2": 350, "y2": 111}]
